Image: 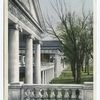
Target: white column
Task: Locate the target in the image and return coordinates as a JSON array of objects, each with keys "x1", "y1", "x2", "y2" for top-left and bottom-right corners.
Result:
[
  {"x1": 54, "y1": 54, "x2": 60, "y2": 77},
  {"x1": 8, "y1": 23, "x2": 21, "y2": 83},
  {"x1": 34, "y1": 41, "x2": 41, "y2": 84},
  {"x1": 20, "y1": 55, "x2": 25, "y2": 66},
  {"x1": 20, "y1": 55, "x2": 25, "y2": 67},
  {"x1": 44, "y1": 70, "x2": 46, "y2": 84},
  {"x1": 42, "y1": 70, "x2": 44, "y2": 84},
  {"x1": 25, "y1": 35, "x2": 33, "y2": 84},
  {"x1": 54, "y1": 54, "x2": 57, "y2": 78}
]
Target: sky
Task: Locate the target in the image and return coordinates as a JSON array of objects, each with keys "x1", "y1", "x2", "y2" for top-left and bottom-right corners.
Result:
[
  {"x1": 39, "y1": 0, "x2": 93, "y2": 40},
  {"x1": 39, "y1": 0, "x2": 93, "y2": 16}
]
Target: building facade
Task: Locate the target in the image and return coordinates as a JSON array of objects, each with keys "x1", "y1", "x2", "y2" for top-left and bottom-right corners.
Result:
[{"x1": 8, "y1": 0, "x2": 44, "y2": 84}]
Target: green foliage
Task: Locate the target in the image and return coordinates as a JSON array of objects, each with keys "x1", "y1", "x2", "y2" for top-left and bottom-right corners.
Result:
[
  {"x1": 46, "y1": 0, "x2": 93, "y2": 83},
  {"x1": 50, "y1": 67, "x2": 93, "y2": 84}
]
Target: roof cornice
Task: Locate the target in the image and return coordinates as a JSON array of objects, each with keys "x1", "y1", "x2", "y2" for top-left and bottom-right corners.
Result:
[{"x1": 11, "y1": 0, "x2": 44, "y2": 33}]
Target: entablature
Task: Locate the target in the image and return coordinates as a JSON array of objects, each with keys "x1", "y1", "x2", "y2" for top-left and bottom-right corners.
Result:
[{"x1": 9, "y1": 0, "x2": 44, "y2": 38}]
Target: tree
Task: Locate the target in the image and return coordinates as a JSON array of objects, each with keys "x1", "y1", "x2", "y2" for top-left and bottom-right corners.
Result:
[
  {"x1": 84, "y1": 12, "x2": 93, "y2": 75},
  {"x1": 45, "y1": 0, "x2": 93, "y2": 83}
]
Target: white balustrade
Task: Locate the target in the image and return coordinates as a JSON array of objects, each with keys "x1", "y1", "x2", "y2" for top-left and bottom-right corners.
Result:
[
  {"x1": 9, "y1": 83, "x2": 93, "y2": 100},
  {"x1": 21, "y1": 84, "x2": 87, "y2": 100},
  {"x1": 41, "y1": 63, "x2": 55, "y2": 84}
]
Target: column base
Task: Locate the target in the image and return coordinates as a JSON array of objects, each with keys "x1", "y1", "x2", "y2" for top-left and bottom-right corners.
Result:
[
  {"x1": 9, "y1": 82, "x2": 24, "y2": 86},
  {"x1": 8, "y1": 82, "x2": 23, "y2": 100}
]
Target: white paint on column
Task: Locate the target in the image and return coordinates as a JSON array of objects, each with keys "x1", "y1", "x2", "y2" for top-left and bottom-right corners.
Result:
[
  {"x1": 44, "y1": 70, "x2": 46, "y2": 84},
  {"x1": 8, "y1": 28, "x2": 19, "y2": 83},
  {"x1": 25, "y1": 36, "x2": 33, "y2": 84},
  {"x1": 54, "y1": 54, "x2": 62, "y2": 77},
  {"x1": 34, "y1": 43, "x2": 41, "y2": 84},
  {"x1": 54, "y1": 54, "x2": 58, "y2": 78},
  {"x1": 21, "y1": 55, "x2": 25, "y2": 65},
  {"x1": 41, "y1": 71, "x2": 44, "y2": 84}
]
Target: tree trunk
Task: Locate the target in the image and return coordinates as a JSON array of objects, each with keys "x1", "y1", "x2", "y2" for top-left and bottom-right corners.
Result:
[
  {"x1": 85, "y1": 55, "x2": 90, "y2": 75},
  {"x1": 71, "y1": 63, "x2": 76, "y2": 82},
  {"x1": 76, "y1": 66, "x2": 81, "y2": 84},
  {"x1": 87, "y1": 62, "x2": 89, "y2": 75},
  {"x1": 82, "y1": 66, "x2": 83, "y2": 71},
  {"x1": 84, "y1": 65, "x2": 87, "y2": 73},
  {"x1": 75, "y1": 63, "x2": 77, "y2": 83}
]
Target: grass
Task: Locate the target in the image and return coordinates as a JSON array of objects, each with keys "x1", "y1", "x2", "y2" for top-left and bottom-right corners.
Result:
[{"x1": 50, "y1": 66, "x2": 93, "y2": 84}]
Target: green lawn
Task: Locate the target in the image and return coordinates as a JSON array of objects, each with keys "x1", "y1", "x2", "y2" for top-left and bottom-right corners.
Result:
[{"x1": 50, "y1": 66, "x2": 93, "y2": 84}]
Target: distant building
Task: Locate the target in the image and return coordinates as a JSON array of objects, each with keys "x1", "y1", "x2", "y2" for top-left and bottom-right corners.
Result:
[
  {"x1": 41, "y1": 40, "x2": 65, "y2": 78},
  {"x1": 19, "y1": 40, "x2": 65, "y2": 83}
]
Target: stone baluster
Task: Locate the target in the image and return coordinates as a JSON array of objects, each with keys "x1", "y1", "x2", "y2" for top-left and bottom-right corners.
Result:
[
  {"x1": 50, "y1": 89, "x2": 55, "y2": 99},
  {"x1": 8, "y1": 23, "x2": 22, "y2": 83},
  {"x1": 75, "y1": 89, "x2": 80, "y2": 99},
  {"x1": 34, "y1": 88, "x2": 41, "y2": 100},
  {"x1": 64, "y1": 89, "x2": 69, "y2": 99},
  {"x1": 57, "y1": 89, "x2": 62, "y2": 99},
  {"x1": 45, "y1": 89, "x2": 48, "y2": 99},
  {"x1": 79, "y1": 89, "x2": 82, "y2": 99},
  {"x1": 53, "y1": 89, "x2": 58, "y2": 99},
  {"x1": 71, "y1": 89, "x2": 76, "y2": 99},
  {"x1": 24, "y1": 89, "x2": 35, "y2": 100},
  {"x1": 41, "y1": 89, "x2": 48, "y2": 99},
  {"x1": 30, "y1": 89, "x2": 35, "y2": 100},
  {"x1": 61, "y1": 89, "x2": 65, "y2": 99},
  {"x1": 47, "y1": 89, "x2": 51, "y2": 99},
  {"x1": 68, "y1": 89, "x2": 72, "y2": 99}
]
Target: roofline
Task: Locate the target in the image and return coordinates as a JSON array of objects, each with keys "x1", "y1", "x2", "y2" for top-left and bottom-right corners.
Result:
[{"x1": 12, "y1": 0, "x2": 44, "y2": 33}]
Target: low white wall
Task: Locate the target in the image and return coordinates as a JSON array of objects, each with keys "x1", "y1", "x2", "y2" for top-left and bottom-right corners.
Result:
[
  {"x1": 45, "y1": 68, "x2": 54, "y2": 84},
  {"x1": 9, "y1": 82, "x2": 93, "y2": 100},
  {"x1": 41, "y1": 63, "x2": 54, "y2": 84},
  {"x1": 83, "y1": 82, "x2": 93, "y2": 100}
]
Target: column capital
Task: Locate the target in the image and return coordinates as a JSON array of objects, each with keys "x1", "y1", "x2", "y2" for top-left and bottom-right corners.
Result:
[
  {"x1": 9, "y1": 23, "x2": 23, "y2": 32},
  {"x1": 34, "y1": 40, "x2": 42, "y2": 44},
  {"x1": 26, "y1": 34, "x2": 34, "y2": 39}
]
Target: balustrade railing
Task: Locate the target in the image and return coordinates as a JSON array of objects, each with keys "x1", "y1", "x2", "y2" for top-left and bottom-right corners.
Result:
[
  {"x1": 41, "y1": 63, "x2": 54, "y2": 68},
  {"x1": 9, "y1": 82, "x2": 93, "y2": 100},
  {"x1": 21, "y1": 84, "x2": 83, "y2": 100},
  {"x1": 41, "y1": 65, "x2": 54, "y2": 71}
]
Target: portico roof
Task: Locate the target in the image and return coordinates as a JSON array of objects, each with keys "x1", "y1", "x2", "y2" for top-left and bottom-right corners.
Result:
[{"x1": 41, "y1": 41, "x2": 62, "y2": 51}]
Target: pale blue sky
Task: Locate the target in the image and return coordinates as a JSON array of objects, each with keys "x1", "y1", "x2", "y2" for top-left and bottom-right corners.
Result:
[
  {"x1": 39, "y1": 0, "x2": 93, "y2": 40},
  {"x1": 39, "y1": 0, "x2": 93, "y2": 17}
]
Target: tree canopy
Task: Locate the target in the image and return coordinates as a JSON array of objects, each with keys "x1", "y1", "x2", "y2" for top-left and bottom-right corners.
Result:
[{"x1": 45, "y1": 0, "x2": 93, "y2": 83}]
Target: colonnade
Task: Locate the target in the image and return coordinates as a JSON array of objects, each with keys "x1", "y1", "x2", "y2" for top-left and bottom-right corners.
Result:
[
  {"x1": 8, "y1": 23, "x2": 41, "y2": 84},
  {"x1": 8, "y1": 23, "x2": 64, "y2": 85}
]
